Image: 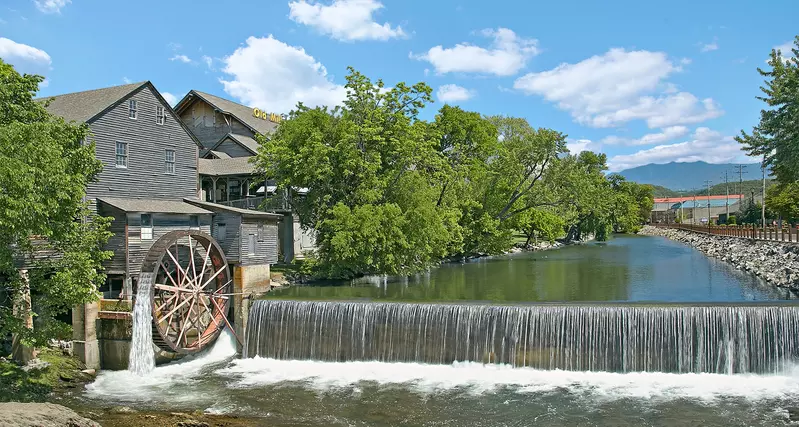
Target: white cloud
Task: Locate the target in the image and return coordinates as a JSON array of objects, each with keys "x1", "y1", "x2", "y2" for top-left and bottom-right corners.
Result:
[
  {"x1": 436, "y1": 84, "x2": 474, "y2": 103},
  {"x1": 513, "y1": 48, "x2": 723, "y2": 129},
  {"x1": 161, "y1": 92, "x2": 178, "y2": 107},
  {"x1": 0, "y1": 37, "x2": 51, "y2": 76},
  {"x1": 220, "y1": 35, "x2": 347, "y2": 113},
  {"x1": 288, "y1": 0, "x2": 405, "y2": 41},
  {"x1": 700, "y1": 40, "x2": 718, "y2": 52},
  {"x1": 607, "y1": 127, "x2": 749, "y2": 172},
  {"x1": 201, "y1": 55, "x2": 214, "y2": 69},
  {"x1": 602, "y1": 126, "x2": 689, "y2": 146},
  {"x1": 33, "y1": 0, "x2": 70, "y2": 14},
  {"x1": 169, "y1": 54, "x2": 192, "y2": 64},
  {"x1": 566, "y1": 139, "x2": 598, "y2": 155},
  {"x1": 412, "y1": 28, "x2": 539, "y2": 76},
  {"x1": 122, "y1": 76, "x2": 132, "y2": 84},
  {"x1": 774, "y1": 40, "x2": 795, "y2": 62}
]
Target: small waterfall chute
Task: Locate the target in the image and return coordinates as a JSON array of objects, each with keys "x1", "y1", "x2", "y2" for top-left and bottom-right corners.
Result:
[{"x1": 128, "y1": 272, "x2": 155, "y2": 375}]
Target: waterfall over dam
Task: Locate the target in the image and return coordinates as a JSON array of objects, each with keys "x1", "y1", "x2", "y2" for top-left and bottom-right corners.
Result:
[{"x1": 244, "y1": 300, "x2": 799, "y2": 374}]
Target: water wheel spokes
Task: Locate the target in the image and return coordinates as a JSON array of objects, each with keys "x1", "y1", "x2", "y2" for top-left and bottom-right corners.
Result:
[{"x1": 142, "y1": 230, "x2": 232, "y2": 354}]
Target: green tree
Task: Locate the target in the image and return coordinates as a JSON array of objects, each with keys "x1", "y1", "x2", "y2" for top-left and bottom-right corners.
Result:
[
  {"x1": 736, "y1": 36, "x2": 799, "y2": 183},
  {"x1": 459, "y1": 116, "x2": 567, "y2": 252},
  {"x1": 608, "y1": 175, "x2": 654, "y2": 233},
  {"x1": 766, "y1": 182, "x2": 799, "y2": 220},
  {"x1": 256, "y1": 68, "x2": 459, "y2": 278},
  {"x1": 0, "y1": 60, "x2": 111, "y2": 347},
  {"x1": 517, "y1": 208, "x2": 566, "y2": 246}
]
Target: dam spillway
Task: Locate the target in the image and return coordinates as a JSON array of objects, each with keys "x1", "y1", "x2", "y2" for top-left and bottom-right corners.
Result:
[{"x1": 244, "y1": 300, "x2": 799, "y2": 374}]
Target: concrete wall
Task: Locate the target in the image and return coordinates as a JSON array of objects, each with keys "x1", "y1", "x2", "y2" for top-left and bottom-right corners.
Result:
[{"x1": 233, "y1": 264, "x2": 271, "y2": 352}]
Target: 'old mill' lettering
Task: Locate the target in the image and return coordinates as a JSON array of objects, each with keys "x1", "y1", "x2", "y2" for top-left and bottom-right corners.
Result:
[{"x1": 252, "y1": 108, "x2": 282, "y2": 123}]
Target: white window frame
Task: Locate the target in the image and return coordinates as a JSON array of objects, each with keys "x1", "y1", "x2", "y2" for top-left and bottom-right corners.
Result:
[
  {"x1": 165, "y1": 149, "x2": 175, "y2": 174},
  {"x1": 189, "y1": 215, "x2": 199, "y2": 230},
  {"x1": 115, "y1": 141, "x2": 128, "y2": 168},
  {"x1": 128, "y1": 99, "x2": 137, "y2": 120},
  {"x1": 156, "y1": 105, "x2": 166, "y2": 125},
  {"x1": 216, "y1": 223, "x2": 226, "y2": 241},
  {"x1": 141, "y1": 213, "x2": 153, "y2": 240}
]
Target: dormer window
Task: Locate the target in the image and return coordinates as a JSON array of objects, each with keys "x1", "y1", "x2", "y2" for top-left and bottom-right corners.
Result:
[{"x1": 129, "y1": 100, "x2": 137, "y2": 119}]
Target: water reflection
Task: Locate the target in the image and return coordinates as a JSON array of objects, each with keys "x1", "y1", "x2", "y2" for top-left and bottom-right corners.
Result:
[{"x1": 270, "y1": 235, "x2": 792, "y2": 302}]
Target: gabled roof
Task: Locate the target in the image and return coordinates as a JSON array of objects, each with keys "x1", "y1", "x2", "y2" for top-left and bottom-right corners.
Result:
[
  {"x1": 174, "y1": 90, "x2": 280, "y2": 136},
  {"x1": 198, "y1": 157, "x2": 256, "y2": 176},
  {"x1": 97, "y1": 197, "x2": 212, "y2": 214},
  {"x1": 39, "y1": 81, "x2": 204, "y2": 149},
  {"x1": 39, "y1": 81, "x2": 147, "y2": 123},
  {"x1": 183, "y1": 199, "x2": 282, "y2": 220},
  {"x1": 210, "y1": 133, "x2": 259, "y2": 156}
]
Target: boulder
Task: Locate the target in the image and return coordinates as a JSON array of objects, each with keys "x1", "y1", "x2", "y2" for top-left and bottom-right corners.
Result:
[{"x1": 0, "y1": 403, "x2": 100, "y2": 427}]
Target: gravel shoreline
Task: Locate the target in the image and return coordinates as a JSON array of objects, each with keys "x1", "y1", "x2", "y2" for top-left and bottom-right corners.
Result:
[{"x1": 639, "y1": 225, "x2": 799, "y2": 291}]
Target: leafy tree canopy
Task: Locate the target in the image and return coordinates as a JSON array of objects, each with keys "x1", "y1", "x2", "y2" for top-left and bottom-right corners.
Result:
[
  {"x1": 258, "y1": 68, "x2": 654, "y2": 279},
  {"x1": 736, "y1": 36, "x2": 799, "y2": 184},
  {"x1": 0, "y1": 60, "x2": 111, "y2": 346}
]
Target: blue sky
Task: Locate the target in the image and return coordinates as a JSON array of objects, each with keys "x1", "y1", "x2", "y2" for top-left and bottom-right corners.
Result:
[{"x1": 1, "y1": 0, "x2": 796, "y2": 172}]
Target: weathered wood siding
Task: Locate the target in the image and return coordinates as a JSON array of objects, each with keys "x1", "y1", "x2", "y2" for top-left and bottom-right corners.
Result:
[
  {"x1": 239, "y1": 219, "x2": 279, "y2": 266},
  {"x1": 97, "y1": 203, "x2": 128, "y2": 275},
  {"x1": 126, "y1": 213, "x2": 212, "y2": 278},
  {"x1": 178, "y1": 99, "x2": 254, "y2": 149},
  {"x1": 211, "y1": 212, "x2": 242, "y2": 264},
  {"x1": 86, "y1": 85, "x2": 199, "y2": 206},
  {"x1": 214, "y1": 138, "x2": 254, "y2": 158}
]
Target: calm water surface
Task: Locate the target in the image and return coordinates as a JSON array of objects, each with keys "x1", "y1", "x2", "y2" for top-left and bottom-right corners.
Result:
[{"x1": 270, "y1": 234, "x2": 792, "y2": 302}]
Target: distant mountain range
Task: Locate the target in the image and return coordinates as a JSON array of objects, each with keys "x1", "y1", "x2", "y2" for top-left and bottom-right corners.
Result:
[{"x1": 617, "y1": 161, "x2": 770, "y2": 192}]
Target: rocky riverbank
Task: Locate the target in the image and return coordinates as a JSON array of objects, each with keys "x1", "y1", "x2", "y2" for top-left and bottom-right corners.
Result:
[{"x1": 639, "y1": 225, "x2": 799, "y2": 290}]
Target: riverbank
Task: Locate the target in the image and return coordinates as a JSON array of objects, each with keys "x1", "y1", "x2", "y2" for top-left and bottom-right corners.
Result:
[{"x1": 639, "y1": 225, "x2": 799, "y2": 290}]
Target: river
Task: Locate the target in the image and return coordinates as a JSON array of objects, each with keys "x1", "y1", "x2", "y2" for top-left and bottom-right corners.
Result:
[
  {"x1": 270, "y1": 234, "x2": 792, "y2": 302},
  {"x1": 70, "y1": 235, "x2": 799, "y2": 426}
]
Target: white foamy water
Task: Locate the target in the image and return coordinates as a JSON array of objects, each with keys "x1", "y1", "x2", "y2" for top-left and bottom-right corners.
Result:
[
  {"x1": 218, "y1": 358, "x2": 799, "y2": 402},
  {"x1": 86, "y1": 329, "x2": 237, "y2": 402},
  {"x1": 128, "y1": 275, "x2": 155, "y2": 375}
]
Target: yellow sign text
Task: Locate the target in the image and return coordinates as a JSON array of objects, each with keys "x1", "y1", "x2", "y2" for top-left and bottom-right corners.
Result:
[{"x1": 252, "y1": 108, "x2": 282, "y2": 123}]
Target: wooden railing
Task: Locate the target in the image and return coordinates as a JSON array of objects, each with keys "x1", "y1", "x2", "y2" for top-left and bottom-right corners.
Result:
[
  {"x1": 655, "y1": 223, "x2": 799, "y2": 243},
  {"x1": 221, "y1": 195, "x2": 290, "y2": 211}
]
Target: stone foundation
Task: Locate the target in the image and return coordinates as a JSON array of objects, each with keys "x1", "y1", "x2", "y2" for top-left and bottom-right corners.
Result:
[{"x1": 233, "y1": 264, "x2": 272, "y2": 352}]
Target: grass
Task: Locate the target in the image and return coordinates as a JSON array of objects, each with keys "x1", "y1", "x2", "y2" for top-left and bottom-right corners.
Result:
[{"x1": 0, "y1": 347, "x2": 87, "y2": 402}]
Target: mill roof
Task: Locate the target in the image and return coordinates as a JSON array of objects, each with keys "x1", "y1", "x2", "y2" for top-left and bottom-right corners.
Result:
[
  {"x1": 198, "y1": 157, "x2": 256, "y2": 176},
  {"x1": 97, "y1": 197, "x2": 212, "y2": 214},
  {"x1": 183, "y1": 199, "x2": 282, "y2": 220},
  {"x1": 39, "y1": 81, "x2": 147, "y2": 123},
  {"x1": 175, "y1": 90, "x2": 280, "y2": 136}
]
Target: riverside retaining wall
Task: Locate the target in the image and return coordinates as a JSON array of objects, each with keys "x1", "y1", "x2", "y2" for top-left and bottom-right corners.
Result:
[{"x1": 639, "y1": 225, "x2": 799, "y2": 290}]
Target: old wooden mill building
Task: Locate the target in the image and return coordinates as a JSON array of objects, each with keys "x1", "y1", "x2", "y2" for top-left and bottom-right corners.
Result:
[{"x1": 38, "y1": 81, "x2": 311, "y2": 369}]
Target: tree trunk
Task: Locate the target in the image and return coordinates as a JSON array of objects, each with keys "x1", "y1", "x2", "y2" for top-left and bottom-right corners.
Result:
[{"x1": 11, "y1": 269, "x2": 35, "y2": 363}]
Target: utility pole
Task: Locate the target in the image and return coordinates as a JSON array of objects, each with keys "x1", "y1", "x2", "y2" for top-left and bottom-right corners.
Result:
[
  {"x1": 724, "y1": 171, "x2": 730, "y2": 221},
  {"x1": 761, "y1": 156, "x2": 766, "y2": 230},
  {"x1": 679, "y1": 190, "x2": 685, "y2": 224},
  {"x1": 704, "y1": 180, "x2": 712, "y2": 225}
]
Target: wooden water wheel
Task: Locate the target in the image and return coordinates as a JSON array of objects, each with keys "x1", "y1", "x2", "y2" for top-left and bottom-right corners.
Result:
[{"x1": 139, "y1": 230, "x2": 233, "y2": 354}]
